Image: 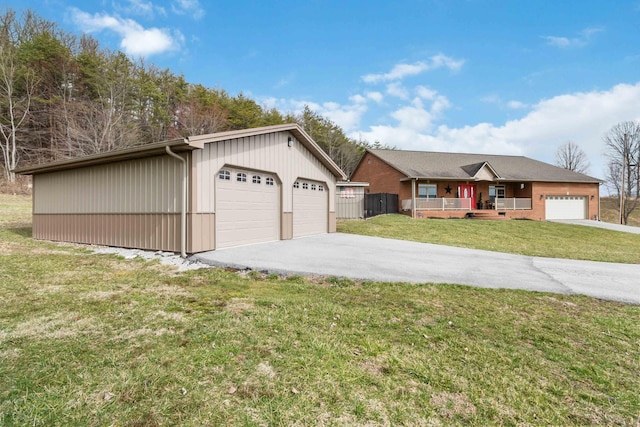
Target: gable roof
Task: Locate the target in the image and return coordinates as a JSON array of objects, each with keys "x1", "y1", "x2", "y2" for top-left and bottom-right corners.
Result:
[
  {"x1": 188, "y1": 123, "x2": 346, "y2": 179},
  {"x1": 15, "y1": 124, "x2": 346, "y2": 179},
  {"x1": 363, "y1": 149, "x2": 601, "y2": 183}
]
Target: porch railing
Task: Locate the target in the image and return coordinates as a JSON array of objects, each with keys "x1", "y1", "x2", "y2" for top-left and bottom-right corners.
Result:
[
  {"x1": 402, "y1": 198, "x2": 473, "y2": 211},
  {"x1": 403, "y1": 197, "x2": 532, "y2": 211},
  {"x1": 492, "y1": 198, "x2": 532, "y2": 210}
]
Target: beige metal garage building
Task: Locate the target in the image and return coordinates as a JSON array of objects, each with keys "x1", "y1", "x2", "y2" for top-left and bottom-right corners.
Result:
[{"x1": 16, "y1": 124, "x2": 346, "y2": 255}]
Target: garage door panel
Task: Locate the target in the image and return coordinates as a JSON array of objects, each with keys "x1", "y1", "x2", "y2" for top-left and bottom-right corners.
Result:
[
  {"x1": 293, "y1": 179, "x2": 327, "y2": 238},
  {"x1": 545, "y1": 195, "x2": 587, "y2": 220},
  {"x1": 216, "y1": 169, "x2": 280, "y2": 248}
]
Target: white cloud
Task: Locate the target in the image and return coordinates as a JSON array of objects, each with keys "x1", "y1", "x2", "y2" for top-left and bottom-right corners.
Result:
[
  {"x1": 171, "y1": 0, "x2": 205, "y2": 19},
  {"x1": 386, "y1": 82, "x2": 409, "y2": 99},
  {"x1": 350, "y1": 94, "x2": 367, "y2": 104},
  {"x1": 361, "y1": 54, "x2": 464, "y2": 83},
  {"x1": 70, "y1": 8, "x2": 182, "y2": 56},
  {"x1": 265, "y1": 98, "x2": 368, "y2": 132},
  {"x1": 351, "y1": 83, "x2": 640, "y2": 177},
  {"x1": 481, "y1": 94, "x2": 501, "y2": 104},
  {"x1": 543, "y1": 26, "x2": 604, "y2": 48},
  {"x1": 391, "y1": 98, "x2": 435, "y2": 132},
  {"x1": 416, "y1": 85, "x2": 437, "y2": 100},
  {"x1": 366, "y1": 92, "x2": 384, "y2": 103},
  {"x1": 118, "y1": 0, "x2": 167, "y2": 18},
  {"x1": 507, "y1": 100, "x2": 527, "y2": 109}
]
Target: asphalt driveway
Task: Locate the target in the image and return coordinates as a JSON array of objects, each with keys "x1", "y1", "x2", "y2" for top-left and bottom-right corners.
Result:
[{"x1": 193, "y1": 233, "x2": 640, "y2": 304}]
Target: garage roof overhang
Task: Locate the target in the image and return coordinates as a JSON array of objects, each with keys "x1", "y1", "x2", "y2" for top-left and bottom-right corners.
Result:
[{"x1": 14, "y1": 138, "x2": 204, "y2": 175}]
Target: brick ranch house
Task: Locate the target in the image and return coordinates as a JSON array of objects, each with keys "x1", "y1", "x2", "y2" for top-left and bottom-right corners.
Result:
[{"x1": 350, "y1": 149, "x2": 602, "y2": 221}]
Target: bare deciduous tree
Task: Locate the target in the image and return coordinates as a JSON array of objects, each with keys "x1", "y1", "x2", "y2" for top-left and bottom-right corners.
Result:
[
  {"x1": 555, "y1": 141, "x2": 590, "y2": 173},
  {"x1": 603, "y1": 121, "x2": 640, "y2": 224},
  {"x1": 0, "y1": 17, "x2": 37, "y2": 182}
]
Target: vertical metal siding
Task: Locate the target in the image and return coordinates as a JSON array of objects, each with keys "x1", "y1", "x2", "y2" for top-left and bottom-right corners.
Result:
[
  {"x1": 336, "y1": 187, "x2": 366, "y2": 219},
  {"x1": 193, "y1": 131, "x2": 337, "y2": 214},
  {"x1": 33, "y1": 155, "x2": 183, "y2": 214},
  {"x1": 32, "y1": 213, "x2": 180, "y2": 251},
  {"x1": 31, "y1": 154, "x2": 186, "y2": 252}
]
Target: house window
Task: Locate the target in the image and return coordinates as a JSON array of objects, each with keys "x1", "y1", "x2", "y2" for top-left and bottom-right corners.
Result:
[
  {"x1": 293, "y1": 181, "x2": 300, "y2": 188},
  {"x1": 489, "y1": 185, "x2": 505, "y2": 199},
  {"x1": 311, "y1": 184, "x2": 317, "y2": 190},
  {"x1": 266, "y1": 177, "x2": 274, "y2": 186},
  {"x1": 252, "y1": 175, "x2": 261, "y2": 184},
  {"x1": 302, "y1": 182, "x2": 309, "y2": 190},
  {"x1": 318, "y1": 185, "x2": 324, "y2": 192},
  {"x1": 418, "y1": 184, "x2": 437, "y2": 199},
  {"x1": 237, "y1": 172, "x2": 247, "y2": 182},
  {"x1": 218, "y1": 170, "x2": 230, "y2": 180}
]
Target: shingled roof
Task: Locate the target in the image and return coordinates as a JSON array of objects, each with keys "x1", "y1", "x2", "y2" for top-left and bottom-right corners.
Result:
[{"x1": 366, "y1": 149, "x2": 601, "y2": 183}]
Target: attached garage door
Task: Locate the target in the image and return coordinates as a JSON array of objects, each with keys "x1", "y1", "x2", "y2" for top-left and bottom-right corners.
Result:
[
  {"x1": 545, "y1": 195, "x2": 587, "y2": 220},
  {"x1": 293, "y1": 179, "x2": 328, "y2": 238},
  {"x1": 216, "y1": 168, "x2": 280, "y2": 248}
]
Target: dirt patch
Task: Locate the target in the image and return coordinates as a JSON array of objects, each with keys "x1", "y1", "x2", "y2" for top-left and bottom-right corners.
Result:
[
  {"x1": 359, "y1": 357, "x2": 387, "y2": 376},
  {"x1": 1, "y1": 312, "x2": 101, "y2": 342},
  {"x1": 225, "y1": 298, "x2": 255, "y2": 315},
  {"x1": 430, "y1": 391, "x2": 477, "y2": 418},
  {"x1": 255, "y1": 362, "x2": 276, "y2": 378},
  {"x1": 154, "y1": 310, "x2": 188, "y2": 323},
  {"x1": 142, "y1": 285, "x2": 193, "y2": 298},
  {"x1": 0, "y1": 348, "x2": 21, "y2": 359},
  {"x1": 116, "y1": 327, "x2": 177, "y2": 340}
]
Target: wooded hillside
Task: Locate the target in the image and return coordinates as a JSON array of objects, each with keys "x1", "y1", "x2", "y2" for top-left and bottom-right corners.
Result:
[{"x1": 0, "y1": 9, "x2": 375, "y2": 184}]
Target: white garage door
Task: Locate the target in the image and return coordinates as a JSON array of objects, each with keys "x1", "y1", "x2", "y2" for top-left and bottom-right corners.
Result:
[
  {"x1": 216, "y1": 168, "x2": 280, "y2": 249},
  {"x1": 293, "y1": 179, "x2": 328, "y2": 238},
  {"x1": 545, "y1": 195, "x2": 587, "y2": 220}
]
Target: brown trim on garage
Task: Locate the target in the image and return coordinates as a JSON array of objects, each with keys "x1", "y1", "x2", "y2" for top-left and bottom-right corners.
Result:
[
  {"x1": 33, "y1": 213, "x2": 181, "y2": 252},
  {"x1": 187, "y1": 213, "x2": 215, "y2": 253},
  {"x1": 281, "y1": 212, "x2": 293, "y2": 240},
  {"x1": 328, "y1": 212, "x2": 336, "y2": 233},
  {"x1": 33, "y1": 212, "x2": 217, "y2": 253}
]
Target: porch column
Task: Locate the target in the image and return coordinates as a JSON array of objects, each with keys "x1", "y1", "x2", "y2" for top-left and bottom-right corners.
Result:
[{"x1": 411, "y1": 178, "x2": 416, "y2": 218}]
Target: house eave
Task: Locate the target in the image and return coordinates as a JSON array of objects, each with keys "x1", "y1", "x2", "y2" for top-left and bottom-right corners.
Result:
[{"x1": 399, "y1": 176, "x2": 602, "y2": 184}]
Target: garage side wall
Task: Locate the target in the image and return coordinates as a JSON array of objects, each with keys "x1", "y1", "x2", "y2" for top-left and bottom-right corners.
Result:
[
  {"x1": 32, "y1": 154, "x2": 194, "y2": 252},
  {"x1": 192, "y1": 131, "x2": 338, "y2": 241}
]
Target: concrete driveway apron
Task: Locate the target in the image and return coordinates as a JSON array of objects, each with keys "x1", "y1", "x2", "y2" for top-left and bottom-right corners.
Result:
[{"x1": 193, "y1": 233, "x2": 640, "y2": 304}]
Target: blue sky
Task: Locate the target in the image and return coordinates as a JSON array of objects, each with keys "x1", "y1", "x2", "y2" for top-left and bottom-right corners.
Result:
[{"x1": 9, "y1": 0, "x2": 640, "y2": 178}]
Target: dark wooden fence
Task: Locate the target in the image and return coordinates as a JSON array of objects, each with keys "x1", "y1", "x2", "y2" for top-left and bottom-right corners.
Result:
[{"x1": 364, "y1": 193, "x2": 399, "y2": 218}]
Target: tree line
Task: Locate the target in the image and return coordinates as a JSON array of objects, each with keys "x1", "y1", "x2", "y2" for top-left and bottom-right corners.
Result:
[{"x1": 0, "y1": 9, "x2": 375, "y2": 183}]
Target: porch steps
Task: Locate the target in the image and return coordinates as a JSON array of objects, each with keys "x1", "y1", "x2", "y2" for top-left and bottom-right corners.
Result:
[{"x1": 466, "y1": 211, "x2": 508, "y2": 220}]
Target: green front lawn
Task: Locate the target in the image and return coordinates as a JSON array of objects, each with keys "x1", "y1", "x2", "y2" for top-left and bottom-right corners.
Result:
[
  {"x1": 1, "y1": 194, "x2": 639, "y2": 425},
  {"x1": 338, "y1": 214, "x2": 640, "y2": 264}
]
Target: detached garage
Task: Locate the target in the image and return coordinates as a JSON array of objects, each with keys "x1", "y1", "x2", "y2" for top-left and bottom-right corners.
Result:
[{"x1": 16, "y1": 124, "x2": 347, "y2": 254}]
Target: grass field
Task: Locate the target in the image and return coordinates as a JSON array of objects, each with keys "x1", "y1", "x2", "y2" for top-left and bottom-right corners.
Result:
[
  {"x1": 338, "y1": 214, "x2": 640, "y2": 264},
  {"x1": 600, "y1": 196, "x2": 640, "y2": 226},
  {"x1": 1, "y1": 194, "x2": 639, "y2": 426}
]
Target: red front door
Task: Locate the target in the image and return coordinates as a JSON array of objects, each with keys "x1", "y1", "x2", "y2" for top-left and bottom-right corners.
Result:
[{"x1": 458, "y1": 184, "x2": 476, "y2": 208}]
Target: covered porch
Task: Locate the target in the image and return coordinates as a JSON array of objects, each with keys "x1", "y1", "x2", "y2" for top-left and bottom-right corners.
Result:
[{"x1": 402, "y1": 178, "x2": 534, "y2": 219}]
